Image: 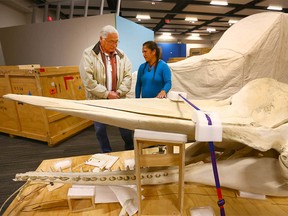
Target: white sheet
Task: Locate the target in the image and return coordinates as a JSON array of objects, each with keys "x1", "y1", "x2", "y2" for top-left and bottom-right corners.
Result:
[{"x1": 168, "y1": 12, "x2": 288, "y2": 100}]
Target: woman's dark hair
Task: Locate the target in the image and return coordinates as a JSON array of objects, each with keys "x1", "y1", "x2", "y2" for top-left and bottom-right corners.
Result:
[
  {"x1": 142, "y1": 41, "x2": 161, "y2": 80},
  {"x1": 143, "y1": 41, "x2": 161, "y2": 60}
]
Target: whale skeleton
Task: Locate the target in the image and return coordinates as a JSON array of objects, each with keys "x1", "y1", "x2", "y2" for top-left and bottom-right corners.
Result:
[{"x1": 4, "y1": 78, "x2": 288, "y2": 197}]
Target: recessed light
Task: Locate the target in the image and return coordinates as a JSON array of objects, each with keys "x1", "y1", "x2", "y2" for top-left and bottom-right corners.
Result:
[
  {"x1": 160, "y1": 32, "x2": 173, "y2": 40},
  {"x1": 136, "y1": 14, "x2": 151, "y2": 20},
  {"x1": 210, "y1": 1, "x2": 228, "y2": 6},
  {"x1": 228, "y1": 19, "x2": 238, "y2": 25},
  {"x1": 207, "y1": 28, "x2": 216, "y2": 32},
  {"x1": 185, "y1": 17, "x2": 198, "y2": 23},
  {"x1": 191, "y1": 33, "x2": 200, "y2": 37},
  {"x1": 267, "y1": 5, "x2": 282, "y2": 11}
]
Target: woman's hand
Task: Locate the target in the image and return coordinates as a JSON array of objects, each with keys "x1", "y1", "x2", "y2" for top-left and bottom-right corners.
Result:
[{"x1": 156, "y1": 90, "x2": 167, "y2": 99}]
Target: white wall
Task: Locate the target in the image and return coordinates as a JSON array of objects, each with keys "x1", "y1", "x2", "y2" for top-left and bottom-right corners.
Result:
[
  {"x1": 0, "y1": 2, "x2": 63, "y2": 65},
  {"x1": 0, "y1": 2, "x2": 217, "y2": 66},
  {"x1": 0, "y1": 2, "x2": 31, "y2": 65},
  {"x1": 116, "y1": 16, "x2": 154, "y2": 72},
  {"x1": 0, "y1": 3, "x2": 28, "y2": 28},
  {"x1": 0, "y1": 14, "x2": 116, "y2": 66},
  {"x1": 0, "y1": 13, "x2": 153, "y2": 70}
]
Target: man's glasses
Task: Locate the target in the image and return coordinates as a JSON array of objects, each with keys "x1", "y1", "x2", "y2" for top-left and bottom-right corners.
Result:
[{"x1": 105, "y1": 39, "x2": 119, "y2": 45}]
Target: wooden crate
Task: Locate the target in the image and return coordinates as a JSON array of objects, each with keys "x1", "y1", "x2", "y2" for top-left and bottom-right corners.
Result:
[
  {"x1": 167, "y1": 57, "x2": 186, "y2": 63},
  {"x1": 189, "y1": 47, "x2": 211, "y2": 56},
  {"x1": 0, "y1": 65, "x2": 92, "y2": 146}
]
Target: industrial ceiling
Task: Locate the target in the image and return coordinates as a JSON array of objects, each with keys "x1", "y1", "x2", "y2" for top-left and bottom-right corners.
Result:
[{"x1": 4, "y1": 0, "x2": 288, "y2": 38}]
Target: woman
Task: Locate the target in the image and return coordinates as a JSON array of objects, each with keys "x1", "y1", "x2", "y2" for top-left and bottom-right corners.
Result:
[{"x1": 135, "y1": 41, "x2": 172, "y2": 98}]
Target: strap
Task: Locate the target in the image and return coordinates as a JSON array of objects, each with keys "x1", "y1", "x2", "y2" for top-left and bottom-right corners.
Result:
[{"x1": 179, "y1": 94, "x2": 226, "y2": 216}]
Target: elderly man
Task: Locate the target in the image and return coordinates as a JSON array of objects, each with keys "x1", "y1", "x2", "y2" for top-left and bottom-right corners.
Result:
[{"x1": 79, "y1": 25, "x2": 133, "y2": 153}]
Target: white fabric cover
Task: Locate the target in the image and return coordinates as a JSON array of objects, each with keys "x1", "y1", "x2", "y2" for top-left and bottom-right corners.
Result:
[{"x1": 169, "y1": 12, "x2": 288, "y2": 100}]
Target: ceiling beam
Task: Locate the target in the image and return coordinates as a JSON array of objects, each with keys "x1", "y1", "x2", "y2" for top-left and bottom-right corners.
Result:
[{"x1": 182, "y1": 0, "x2": 266, "y2": 34}]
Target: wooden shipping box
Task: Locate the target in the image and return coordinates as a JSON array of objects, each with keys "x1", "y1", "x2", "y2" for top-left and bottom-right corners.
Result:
[
  {"x1": 189, "y1": 47, "x2": 211, "y2": 56},
  {"x1": 0, "y1": 65, "x2": 92, "y2": 146},
  {"x1": 167, "y1": 57, "x2": 186, "y2": 63}
]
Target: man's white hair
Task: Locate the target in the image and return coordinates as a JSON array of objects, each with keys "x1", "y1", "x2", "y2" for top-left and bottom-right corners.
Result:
[{"x1": 100, "y1": 25, "x2": 118, "y2": 39}]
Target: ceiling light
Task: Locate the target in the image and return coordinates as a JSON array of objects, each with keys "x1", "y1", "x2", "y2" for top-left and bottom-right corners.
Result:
[
  {"x1": 159, "y1": 32, "x2": 173, "y2": 40},
  {"x1": 136, "y1": 14, "x2": 151, "y2": 21},
  {"x1": 228, "y1": 19, "x2": 238, "y2": 25},
  {"x1": 185, "y1": 17, "x2": 198, "y2": 23},
  {"x1": 191, "y1": 33, "x2": 200, "y2": 37},
  {"x1": 187, "y1": 33, "x2": 201, "y2": 40},
  {"x1": 207, "y1": 28, "x2": 216, "y2": 32},
  {"x1": 267, "y1": 5, "x2": 282, "y2": 11},
  {"x1": 210, "y1": 1, "x2": 228, "y2": 6}
]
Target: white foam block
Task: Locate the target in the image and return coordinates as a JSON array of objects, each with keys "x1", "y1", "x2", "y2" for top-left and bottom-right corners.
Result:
[
  {"x1": 68, "y1": 187, "x2": 95, "y2": 198},
  {"x1": 192, "y1": 110, "x2": 222, "y2": 142},
  {"x1": 72, "y1": 185, "x2": 96, "y2": 189},
  {"x1": 238, "y1": 191, "x2": 266, "y2": 200},
  {"x1": 190, "y1": 206, "x2": 215, "y2": 216},
  {"x1": 85, "y1": 154, "x2": 119, "y2": 169},
  {"x1": 167, "y1": 91, "x2": 187, "y2": 102},
  {"x1": 134, "y1": 129, "x2": 187, "y2": 143},
  {"x1": 18, "y1": 64, "x2": 40, "y2": 70},
  {"x1": 124, "y1": 158, "x2": 135, "y2": 170},
  {"x1": 53, "y1": 158, "x2": 72, "y2": 171}
]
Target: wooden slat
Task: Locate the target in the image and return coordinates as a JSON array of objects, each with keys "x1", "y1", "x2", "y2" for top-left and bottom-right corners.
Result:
[{"x1": 139, "y1": 154, "x2": 180, "y2": 167}]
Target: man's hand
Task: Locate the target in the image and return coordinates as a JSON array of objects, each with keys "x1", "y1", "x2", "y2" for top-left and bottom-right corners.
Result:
[{"x1": 107, "y1": 91, "x2": 120, "y2": 99}]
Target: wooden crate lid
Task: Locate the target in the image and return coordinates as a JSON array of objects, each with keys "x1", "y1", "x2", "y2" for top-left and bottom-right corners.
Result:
[{"x1": 35, "y1": 66, "x2": 79, "y2": 75}]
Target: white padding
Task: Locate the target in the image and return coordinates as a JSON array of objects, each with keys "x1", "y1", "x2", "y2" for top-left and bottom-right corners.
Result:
[
  {"x1": 238, "y1": 191, "x2": 266, "y2": 200},
  {"x1": 124, "y1": 158, "x2": 135, "y2": 170},
  {"x1": 68, "y1": 187, "x2": 95, "y2": 198},
  {"x1": 192, "y1": 110, "x2": 222, "y2": 142},
  {"x1": 134, "y1": 129, "x2": 187, "y2": 143},
  {"x1": 167, "y1": 91, "x2": 187, "y2": 101},
  {"x1": 53, "y1": 158, "x2": 72, "y2": 171},
  {"x1": 190, "y1": 206, "x2": 215, "y2": 216}
]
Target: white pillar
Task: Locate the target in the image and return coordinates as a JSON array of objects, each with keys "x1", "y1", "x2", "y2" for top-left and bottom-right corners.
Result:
[
  {"x1": 31, "y1": 5, "x2": 36, "y2": 23},
  {"x1": 69, "y1": 0, "x2": 75, "y2": 19},
  {"x1": 100, "y1": 0, "x2": 104, "y2": 15},
  {"x1": 116, "y1": 0, "x2": 121, "y2": 16},
  {"x1": 56, "y1": 2, "x2": 61, "y2": 20},
  {"x1": 84, "y1": 0, "x2": 89, "y2": 17},
  {"x1": 43, "y1": 2, "x2": 49, "y2": 22}
]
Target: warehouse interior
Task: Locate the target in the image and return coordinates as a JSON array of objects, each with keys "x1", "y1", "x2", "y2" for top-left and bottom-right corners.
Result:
[
  {"x1": 1, "y1": 0, "x2": 288, "y2": 215},
  {"x1": 1, "y1": 0, "x2": 288, "y2": 65}
]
